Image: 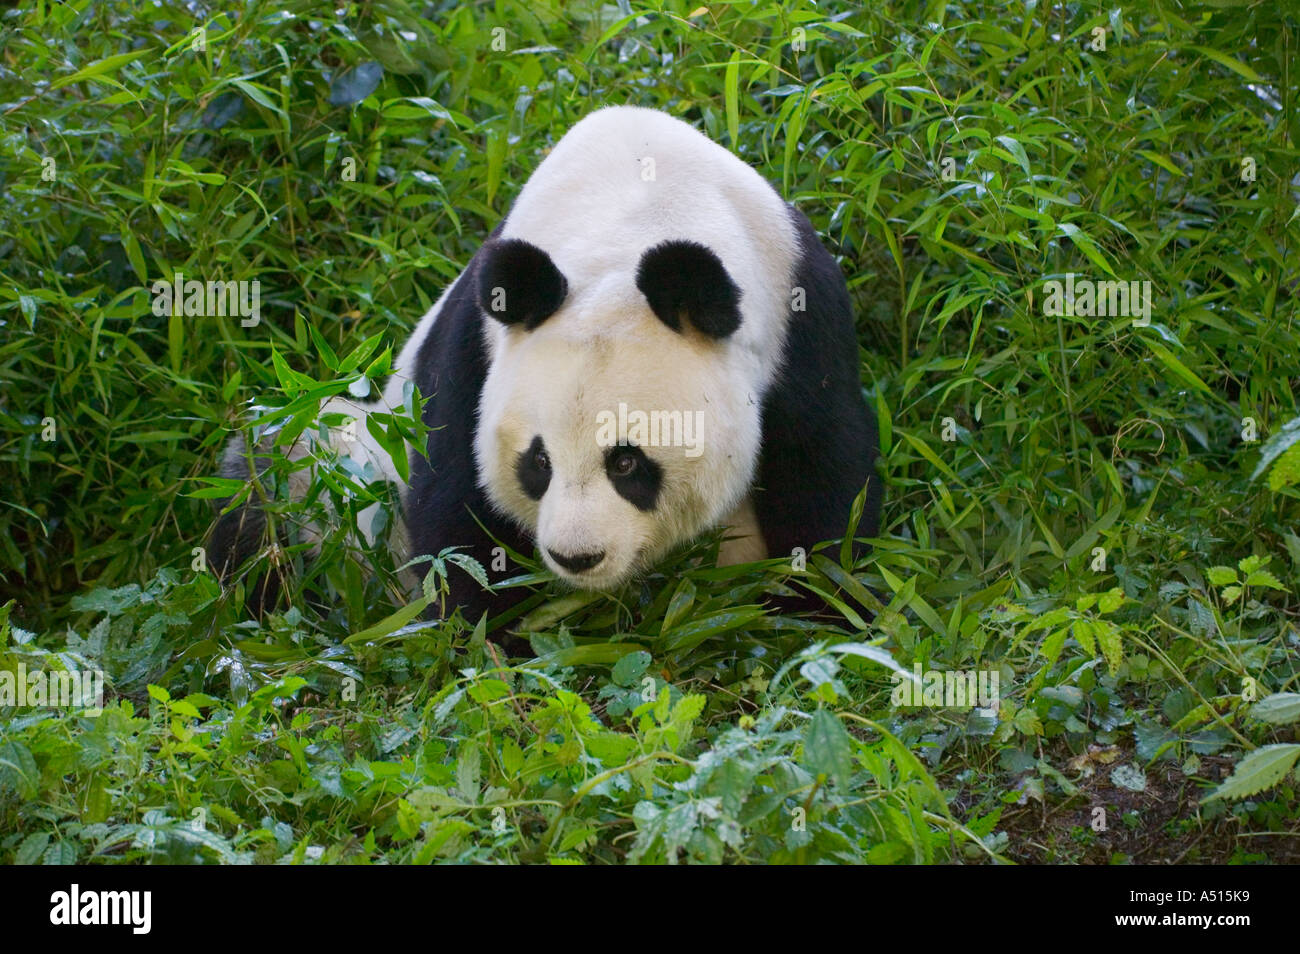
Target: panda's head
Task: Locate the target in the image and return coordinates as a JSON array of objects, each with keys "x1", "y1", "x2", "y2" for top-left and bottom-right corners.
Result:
[{"x1": 473, "y1": 237, "x2": 762, "y2": 590}]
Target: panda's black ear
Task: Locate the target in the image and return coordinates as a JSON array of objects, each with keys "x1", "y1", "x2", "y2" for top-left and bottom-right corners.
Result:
[
  {"x1": 477, "y1": 238, "x2": 568, "y2": 330},
  {"x1": 636, "y1": 240, "x2": 742, "y2": 339}
]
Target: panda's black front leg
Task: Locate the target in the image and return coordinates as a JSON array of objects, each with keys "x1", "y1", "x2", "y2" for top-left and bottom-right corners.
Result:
[
  {"x1": 404, "y1": 455, "x2": 534, "y2": 626},
  {"x1": 752, "y1": 395, "x2": 881, "y2": 619},
  {"x1": 753, "y1": 403, "x2": 881, "y2": 566}
]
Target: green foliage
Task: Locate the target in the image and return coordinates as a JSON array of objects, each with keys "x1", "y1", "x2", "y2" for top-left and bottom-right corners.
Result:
[
  {"x1": 1, "y1": 0, "x2": 1297, "y2": 862},
  {"x1": 1, "y1": 603, "x2": 990, "y2": 863}
]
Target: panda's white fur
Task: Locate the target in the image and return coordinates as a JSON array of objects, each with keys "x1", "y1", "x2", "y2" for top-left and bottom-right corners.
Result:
[{"x1": 214, "y1": 106, "x2": 880, "y2": 618}]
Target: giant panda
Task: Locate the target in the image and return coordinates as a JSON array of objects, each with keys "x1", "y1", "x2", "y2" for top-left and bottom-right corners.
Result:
[{"x1": 213, "y1": 105, "x2": 881, "y2": 622}]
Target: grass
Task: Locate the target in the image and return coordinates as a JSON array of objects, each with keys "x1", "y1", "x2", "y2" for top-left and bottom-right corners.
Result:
[{"x1": 1, "y1": 0, "x2": 1298, "y2": 864}]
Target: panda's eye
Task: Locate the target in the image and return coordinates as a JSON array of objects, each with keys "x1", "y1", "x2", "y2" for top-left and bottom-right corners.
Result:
[
  {"x1": 610, "y1": 451, "x2": 638, "y2": 477},
  {"x1": 605, "y1": 444, "x2": 662, "y2": 512},
  {"x1": 517, "y1": 435, "x2": 552, "y2": 501}
]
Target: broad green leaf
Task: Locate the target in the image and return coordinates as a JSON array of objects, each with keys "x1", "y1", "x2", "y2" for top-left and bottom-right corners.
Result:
[
  {"x1": 328, "y1": 62, "x2": 384, "y2": 106},
  {"x1": 1142, "y1": 340, "x2": 1212, "y2": 395},
  {"x1": 524, "y1": 642, "x2": 647, "y2": 670},
  {"x1": 724, "y1": 50, "x2": 741, "y2": 147},
  {"x1": 51, "y1": 50, "x2": 147, "y2": 89},
  {"x1": 1251, "y1": 693, "x2": 1300, "y2": 725},
  {"x1": 1056, "y1": 222, "x2": 1115, "y2": 277},
  {"x1": 342, "y1": 595, "x2": 430, "y2": 645},
  {"x1": 611, "y1": 650, "x2": 652, "y2": 686},
  {"x1": 1135, "y1": 150, "x2": 1185, "y2": 177},
  {"x1": 1188, "y1": 45, "x2": 1262, "y2": 82},
  {"x1": 660, "y1": 606, "x2": 767, "y2": 653}
]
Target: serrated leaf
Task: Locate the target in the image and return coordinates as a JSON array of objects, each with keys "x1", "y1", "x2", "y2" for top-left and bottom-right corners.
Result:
[
  {"x1": 707, "y1": 756, "x2": 758, "y2": 818},
  {"x1": 433, "y1": 687, "x2": 466, "y2": 723},
  {"x1": 1244, "y1": 570, "x2": 1286, "y2": 591},
  {"x1": 0, "y1": 741, "x2": 39, "y2": 799},
  {"x1": 653, "y1": 683, "x2": 672, "y2": 725},
  {"x1": 1205, "y1": 566, "x2": 1237, "y2": 586},
  {"x1": 803, "y1": 708, "x2": 853, "y2": 786},
  {"x1": 1251, "y1": 416, "x2": 1300, "y2": 482},
  {"x1": 1266, "y1": 443, "x2": 1300, "y2": 491},
  {"x1": 800, "y1": 656, "x2": 839, "y2": 689},
  {"x1": 1093, "y1": 620, "x2": 1124, "y2": 674},
  {"x1": 456, "y1": 744, "x2": 481, "y2": 801},
  {"x1": 466, "y1": 678, "x2": 510, "y2": 703},
  {"x1": 170, "y1": 699, "x2": 201, "y2": 719},
  {"x1": 670, "y1": 692, "x2": 706, "y2": 727},
  {"x1": 1013, "y1": 707, "x2": 1043, "y2": 736},
  {"x1": 1206, "y1": 744, "x2": 1300, "y2": 801},
  {"x1": 1097, "y1": 587, "x2": 1125, "y2": 614},
  {"x1": 500, "y1": 738, "x2": 523, "y2": 777},
  {"x1": 611, "y1": 650, "x2": 652, "y2": 687},
  {"x1": 1071, "y1": 618, "x2": 1096, "y2": 656},
  {"x1": 16, "y1": 832, "x2": 49, "y2": 865},
  {"x1": 1039, "y1": 626, "x2": 1068, "y2": 667},
  {"x1": 445, "y1": 551, "x2": 489, "y2": 590},
  {"x1": 1237, "y1": 554, "x2": 1267, "y2": 575},
  {"x1": 585, "y1": 729, "x2": 636, "y2": 766}
]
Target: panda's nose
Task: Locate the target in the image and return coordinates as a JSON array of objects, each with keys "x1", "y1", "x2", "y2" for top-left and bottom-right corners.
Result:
[{"x1": 547, "y1": 549, "x2": 605, "y2": 573}]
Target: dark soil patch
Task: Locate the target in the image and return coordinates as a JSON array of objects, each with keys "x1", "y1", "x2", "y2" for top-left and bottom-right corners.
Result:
[{"x1": 997, "y1": 752, "x2": 1300, "y2": 864}]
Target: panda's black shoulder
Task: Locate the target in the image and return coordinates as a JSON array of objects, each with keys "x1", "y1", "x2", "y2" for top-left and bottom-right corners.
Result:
[
  {"x1": 759, "y1": 203, "x2": 864, "y2": 424},
  {"x1": 405, "y1": 249, "x2": 491, "y2": 516},
  {"x1": 752, "y1": 201, "x2": 881, "y2": 556}
]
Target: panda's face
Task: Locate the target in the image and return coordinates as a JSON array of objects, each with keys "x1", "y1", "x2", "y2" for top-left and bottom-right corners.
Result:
[{"x1": 473, "y1": 238, "x2": 761, "y2": 590}]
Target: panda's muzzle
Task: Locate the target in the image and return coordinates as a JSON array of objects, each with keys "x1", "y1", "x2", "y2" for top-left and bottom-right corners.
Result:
[{"x1": 547, "y1": 549, "x2": 606, "y2": 573}]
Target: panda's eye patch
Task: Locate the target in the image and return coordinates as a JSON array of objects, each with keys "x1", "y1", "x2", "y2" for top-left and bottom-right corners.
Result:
[
  {"x1": 609, "y1": 450, "x2": 638, "y2": 477},
  {"x1": 516, "y1": 435, "x2": 552, "y2": 500},
  {"x1": 605, "y1": 444, "x2": 661, "y2": 512}
]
